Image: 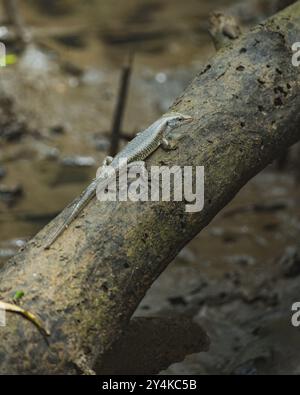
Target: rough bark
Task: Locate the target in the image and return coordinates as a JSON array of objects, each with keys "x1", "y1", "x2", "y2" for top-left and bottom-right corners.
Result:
[{"x1": 0, "y1": 2, "x2": 300, "y2": 374}]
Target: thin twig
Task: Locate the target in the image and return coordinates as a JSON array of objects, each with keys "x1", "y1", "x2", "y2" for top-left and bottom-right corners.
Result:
[
  {"x1": 209, "y1": 12, "x2": 241, "y2": 50},
  {"x1": 0, "y1": 301, "x2": 50, "y2": 337},
  {"x1": 109, "y1": 53, "x2": 134, "y2": 157}
]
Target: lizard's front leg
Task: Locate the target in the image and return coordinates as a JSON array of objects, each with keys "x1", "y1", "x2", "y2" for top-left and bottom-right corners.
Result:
[{"x1": 162, "y1": 135, "x2": 183, "y2": 150}]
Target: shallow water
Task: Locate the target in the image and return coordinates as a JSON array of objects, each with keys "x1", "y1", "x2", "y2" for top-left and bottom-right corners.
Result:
[{"x1": 0, "y1": 0, "x2": 300, "y2": 375}]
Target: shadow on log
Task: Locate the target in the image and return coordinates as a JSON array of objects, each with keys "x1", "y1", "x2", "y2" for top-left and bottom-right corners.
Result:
[
  {"x1": 96, "y1": 317, "x2": 210, "y2": 375},
  {"x1": 0, "y1": 1, "x2": 300, "y2": 374}
]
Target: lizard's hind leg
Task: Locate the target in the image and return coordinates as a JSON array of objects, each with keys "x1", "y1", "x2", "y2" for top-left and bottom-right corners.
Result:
[{"x1": 103, "y1": 156, "x2": 114, "y2": 166}]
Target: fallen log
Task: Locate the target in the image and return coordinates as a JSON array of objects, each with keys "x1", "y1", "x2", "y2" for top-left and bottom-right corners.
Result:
[{"x1": 0, "y1": 1, "x2": 300, "y2": 374}]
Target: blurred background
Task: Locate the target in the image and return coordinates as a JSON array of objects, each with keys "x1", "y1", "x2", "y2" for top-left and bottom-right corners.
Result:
[{"x1": 0, "y1": 0, "x2": 299, "y2": 375}]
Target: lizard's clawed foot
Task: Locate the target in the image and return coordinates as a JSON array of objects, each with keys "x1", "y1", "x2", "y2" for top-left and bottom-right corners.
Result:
[{"x1": 162, "y1": 138, "x2": 179, "y2": 150}]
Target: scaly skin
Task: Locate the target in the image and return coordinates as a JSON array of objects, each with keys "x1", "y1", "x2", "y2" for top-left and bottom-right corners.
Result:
[{"x1": 44, "y1": 112, "x2": 192, "y2": 249}]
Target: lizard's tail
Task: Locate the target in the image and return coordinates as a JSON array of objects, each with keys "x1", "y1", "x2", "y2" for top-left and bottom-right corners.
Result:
[
  {"x1": 44, "y1": 179, "x2": 98, "y2": 250},
  {"x1": 44, "y1": 171, "x2": 117, "y2": 250}
]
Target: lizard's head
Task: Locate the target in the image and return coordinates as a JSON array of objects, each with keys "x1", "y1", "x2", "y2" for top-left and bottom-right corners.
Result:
[{"x1": 164, "y1": 113, "x2": 193, "y2": 129}]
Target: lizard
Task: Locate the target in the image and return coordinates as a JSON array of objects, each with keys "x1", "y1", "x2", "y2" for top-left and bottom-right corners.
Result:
[{"x1": 44, "y1": 112, "x2": 193, "y2": 250}]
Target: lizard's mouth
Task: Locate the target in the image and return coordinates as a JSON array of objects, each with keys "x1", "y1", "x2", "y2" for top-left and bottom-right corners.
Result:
[{"x1": 182, "y1": 116, "x2": 193, "y2": 124}]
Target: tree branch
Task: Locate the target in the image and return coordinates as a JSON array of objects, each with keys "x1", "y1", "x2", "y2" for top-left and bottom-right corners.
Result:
[{"x1": 0, "y1": 1, "x2": 300, "y2": 374}]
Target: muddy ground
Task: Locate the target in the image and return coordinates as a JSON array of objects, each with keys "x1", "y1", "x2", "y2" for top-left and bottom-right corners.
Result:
[{"x1": 0, "y1": 0, "x2": 299, "y2": 375}]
